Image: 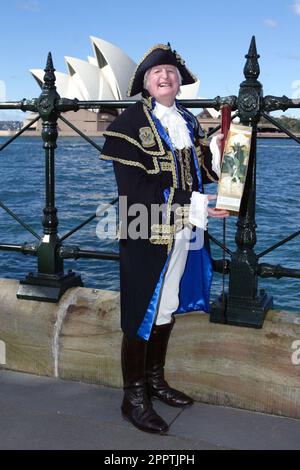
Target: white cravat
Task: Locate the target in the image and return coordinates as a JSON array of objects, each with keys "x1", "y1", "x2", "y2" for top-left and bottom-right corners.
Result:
[
  {"x1": 153, "y1": 101, "x2": 221, "y2": 174},
  {"x1": 154, "y1": 101, "x2": 209, "y2": 231},
  {"x1": 153, "y1": 102, "x2": 193, "y2": 150}
]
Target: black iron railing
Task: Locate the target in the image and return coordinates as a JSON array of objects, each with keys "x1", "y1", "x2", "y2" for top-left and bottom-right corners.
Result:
[{"x1": 0, "y1": 36, "x2": 299, "y2": 328}]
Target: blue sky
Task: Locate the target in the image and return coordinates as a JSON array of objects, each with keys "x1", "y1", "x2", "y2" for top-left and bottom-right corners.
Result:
[{"x1": 1, "y1": 0, "x2": 300, "y2": 119}]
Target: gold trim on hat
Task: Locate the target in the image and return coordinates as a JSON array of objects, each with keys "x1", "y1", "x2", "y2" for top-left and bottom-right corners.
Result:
[
  {"x1": 127, "y1": 43, "x2": 198, "y2": 97},
  {"x1": 127, "y1": 44, "x2": 170, "y2": 97},
  {"x1": 127, "y1": 44, "x2": 171, "y2": 96}
]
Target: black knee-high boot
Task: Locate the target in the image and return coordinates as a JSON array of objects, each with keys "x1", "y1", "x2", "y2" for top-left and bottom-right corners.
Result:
[
  {"x1": 121, "y1": 334, "x2": 168, "y2": 434},
  {"x1": 146, "y1": 319, "x2": 194, "y2": 407}
]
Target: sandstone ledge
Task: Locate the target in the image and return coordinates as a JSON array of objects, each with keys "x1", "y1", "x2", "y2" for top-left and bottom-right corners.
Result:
[{"x1": 0, "y1": 279, "x2": 299, "y2": 419}]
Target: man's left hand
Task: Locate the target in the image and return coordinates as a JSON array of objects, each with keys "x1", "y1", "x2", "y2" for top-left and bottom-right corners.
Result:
[{"x1": 207, "y1": 194, "x2": 229, "y2": 218}]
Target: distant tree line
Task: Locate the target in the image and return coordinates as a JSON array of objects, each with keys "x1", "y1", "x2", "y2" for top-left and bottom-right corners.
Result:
[
  {"x1": 260, "y1": 115, "x2": 300, "y2": 132},
  {"x1": 1, "y1": 116, "x2": 300, "y2": 133},
  {"x1": 0, "y1": 121, "x2": 22, "y2": 131}
]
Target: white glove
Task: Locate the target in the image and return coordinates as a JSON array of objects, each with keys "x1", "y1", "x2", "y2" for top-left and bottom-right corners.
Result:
[
  {"x1": 209, "y1": 135, "x2": 222, "y2": 177},
  {"x1": 189, "y1": 192, "x2": 208, "y2": 231}
]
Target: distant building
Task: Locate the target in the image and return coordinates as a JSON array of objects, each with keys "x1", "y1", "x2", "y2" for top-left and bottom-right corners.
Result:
[
  {"x1": 197, "y1": 108, "x2": 221, "y2": 134},
  {"x1": 20, "y1": 37, "x2": 290, "y2": 139},
  {"x1": 196, "y1": 109, "x2": 293, "y2": 138},
  {"x1": 23, "y1": 37, "x2": 201, "y2": 137}
]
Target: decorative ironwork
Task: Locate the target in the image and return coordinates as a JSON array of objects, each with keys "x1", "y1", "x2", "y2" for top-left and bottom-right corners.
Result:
[
  {"x1": 258, "y1": 263, "x2": 300, "y2": 280},
  {"x1": 209, "y1": 36, "x2": 299, "y2": 328}
]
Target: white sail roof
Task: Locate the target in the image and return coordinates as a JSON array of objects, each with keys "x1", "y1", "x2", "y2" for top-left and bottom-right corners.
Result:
[
  {"x1": 64, "y1": 56, "x2": 115, "y2": 100},
  {"x1": 30, "y1": 69, "x2": 82, "y2": 99},
  {"x1": 30, "y1": 37, "x2": 202, "y2": 103},
  {"x1": 90, "y1": 36, "x2": 137, "y2": 100}
]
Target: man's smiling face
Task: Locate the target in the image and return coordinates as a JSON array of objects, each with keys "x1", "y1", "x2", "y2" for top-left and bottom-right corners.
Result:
[{"x1": 144, "y1": 64, "x2": 180, "y2": 106}]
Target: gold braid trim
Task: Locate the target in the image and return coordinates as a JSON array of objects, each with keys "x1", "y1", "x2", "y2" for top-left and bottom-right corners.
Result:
[
  {"x1": 159, "y1": 151, "x2": 172, "y2": 161},
  {"x1": 151, "y1": 224, "x2": 174, "y2": 234},
  {"x1": 160, "y1": 162, "x2": 173, "y2": 171},
  {"x1": 143, "y1": 105, "x2": 166, "y2": 155},
  {"x1": 197, "y1": 146, "x2": 218, "y2": 183},
  {"x1": 168, "y1": 151, "x2": 178, "y2": 188},
  {"x1": 166, "y1": 187, "x2": 175, "y2": 254},
  {"x1": 149, "y1": 224, "x2": 174, "y2": 246},
  {"x1": 149, "y1": 187, "x2": 175, "y2": 253},
  {"x1": 166, "y1": 187, "x2": 175, "y2": 226},
  {"x1": 175, "y1": 149, "x2": 186, "y2": 190},
  {"x1": 195, "y1": 145, "x2": 201, "y2": 158},
  {"x1": 202, "y1": 163, "x2": 218, "y2": 182},
  {"x1": 142, "y1": 96, "x2": 153, "y2": 109},
  {"x1": 103, "y1": 130, "x2": 165, "y2": 157},
  {"x1": 149, "y1": 237, "x2": 171, "y2": 246},
  {"x1": 100, "y1": 154, "x2": 160, "y2": 175},
  {"x1": 174, "y1": 206, "x2": 192, "y2": 231},
  {"x1": 175, "y1": 206, "x2": 190, "y2": 216},
  {"x1": 159, "y1": 160, "x2": 177, "y2": 189}
]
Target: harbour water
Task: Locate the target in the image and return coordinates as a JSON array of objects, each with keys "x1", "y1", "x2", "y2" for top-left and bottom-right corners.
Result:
[{"x1": 0, "y1": 136, "x2": 299, "y2": 313}]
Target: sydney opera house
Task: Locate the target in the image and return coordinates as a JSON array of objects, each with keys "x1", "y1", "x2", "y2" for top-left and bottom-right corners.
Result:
[{"x1": 23, "y1": 37, "x2": 211, "y2": 136}]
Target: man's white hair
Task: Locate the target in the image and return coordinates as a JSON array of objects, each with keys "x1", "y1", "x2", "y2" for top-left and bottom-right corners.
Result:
[{"x1": 143, "y1": 66, "x2": 183, "y2": 93}]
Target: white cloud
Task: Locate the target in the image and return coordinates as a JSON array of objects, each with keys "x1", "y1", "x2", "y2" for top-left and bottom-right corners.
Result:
[
  {"x1": 292, "y1": 1, "x2": 300, "y2": 15},
  {"x1": 16, "y1": 0, "x2": 41, "y2": 12},
  {"x1": 264, "y1": 18, "x2": 278, "y2": 28}
]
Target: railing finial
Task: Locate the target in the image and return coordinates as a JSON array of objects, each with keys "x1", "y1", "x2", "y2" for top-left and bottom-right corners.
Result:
[
  {"x1": 43, "y1": 52, "x2": 56, "y2": 91},
  {"x1": 243, "y1": 35, "x2": 260, "y2": 81}
]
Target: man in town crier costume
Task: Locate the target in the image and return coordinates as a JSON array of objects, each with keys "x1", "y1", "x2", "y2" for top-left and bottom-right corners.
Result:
[{"x1": 101, "y1": 43, "x2": 228, "y2": 434}]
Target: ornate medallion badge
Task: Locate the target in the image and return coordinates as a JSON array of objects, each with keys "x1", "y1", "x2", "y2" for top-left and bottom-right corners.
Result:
[{"x1": 139, "y1": 127, "x2": 156, "y2": 148}]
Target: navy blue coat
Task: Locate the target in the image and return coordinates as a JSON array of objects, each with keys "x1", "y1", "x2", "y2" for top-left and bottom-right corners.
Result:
[{"x1": 101, "y1": 98, "x2": 218, "y2": 339}]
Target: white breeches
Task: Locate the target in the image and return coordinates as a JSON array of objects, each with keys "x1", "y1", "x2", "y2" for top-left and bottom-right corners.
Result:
[{"x1": 155, "y1": 227, "x2": 193, "y2": 325}]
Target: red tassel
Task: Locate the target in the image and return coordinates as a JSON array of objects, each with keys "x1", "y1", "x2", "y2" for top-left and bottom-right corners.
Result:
[{"x1": 221, "y1": 105, "x2": 232, "y2": 159}]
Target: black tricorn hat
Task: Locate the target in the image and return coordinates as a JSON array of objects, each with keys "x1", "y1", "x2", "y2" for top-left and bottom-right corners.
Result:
[{"x1": 127, "y1": 43, "x2": 198, "y2": 97}]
